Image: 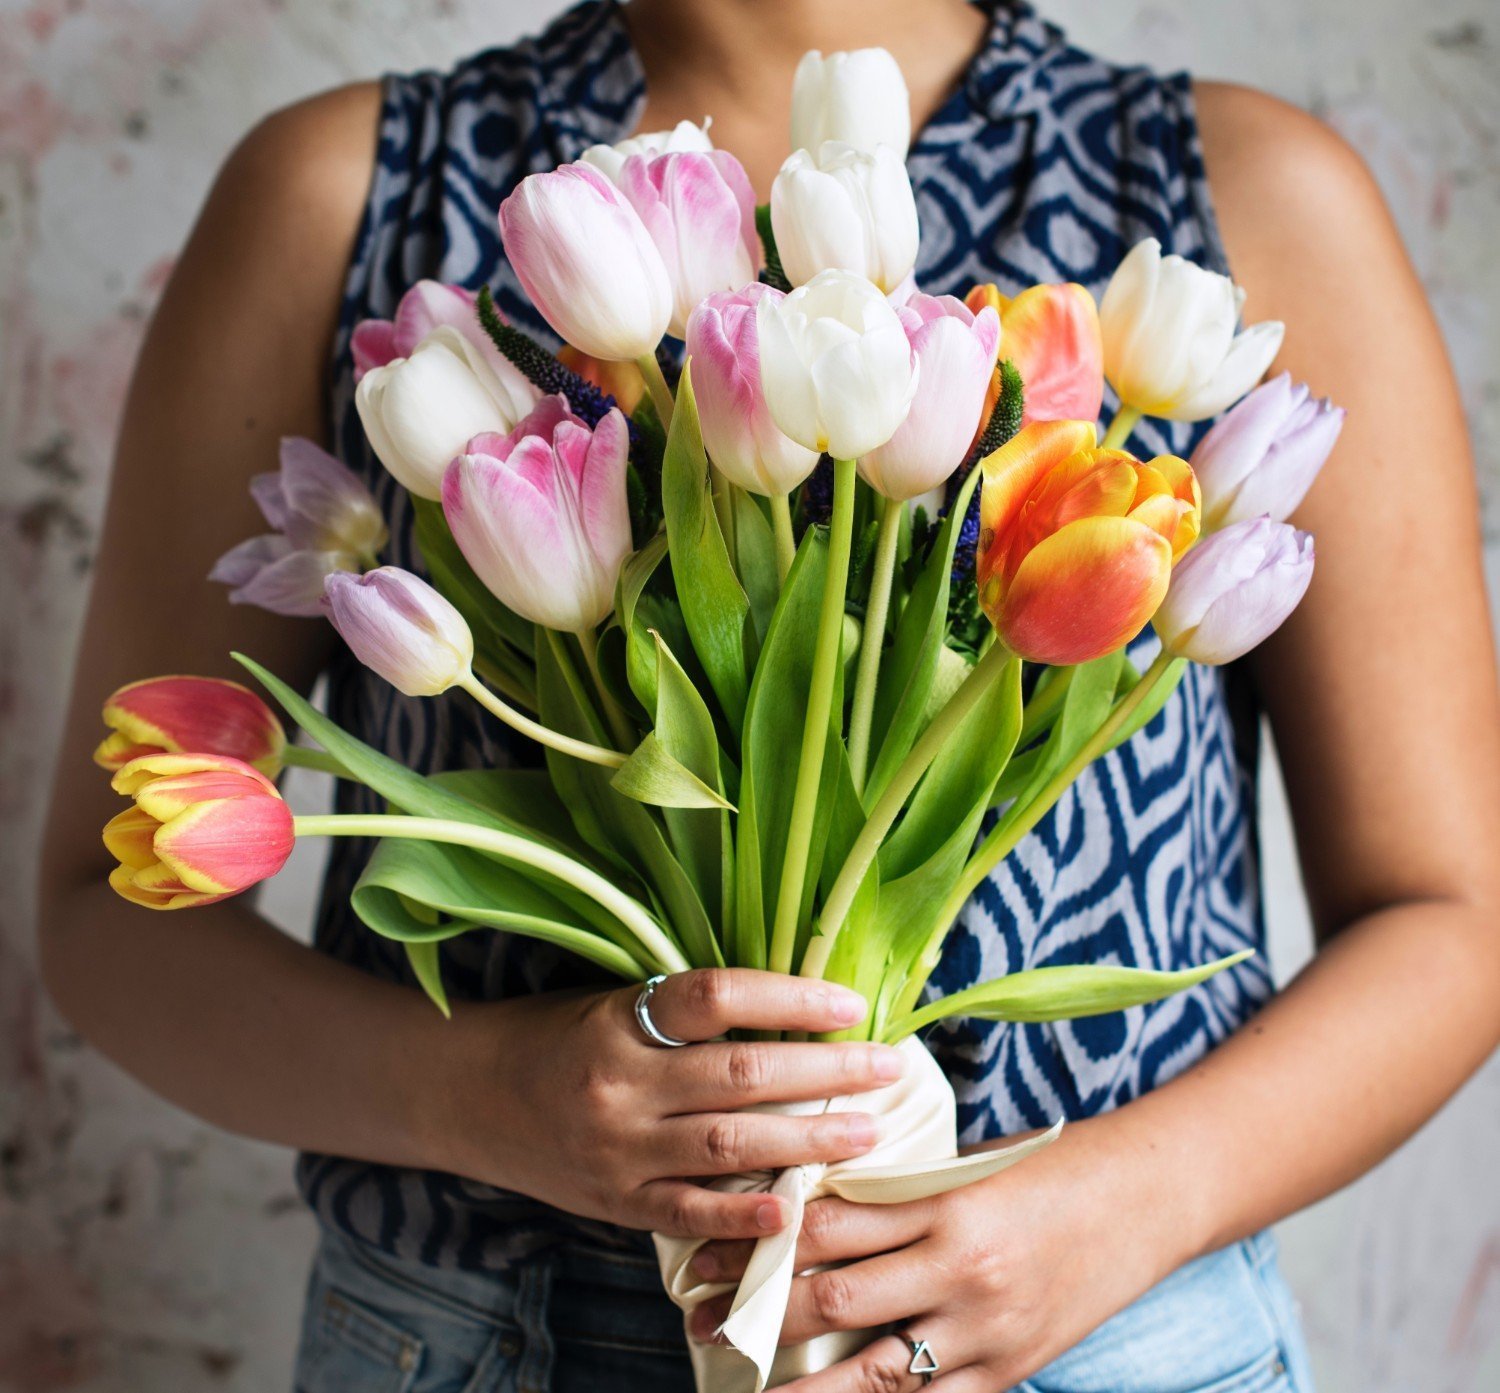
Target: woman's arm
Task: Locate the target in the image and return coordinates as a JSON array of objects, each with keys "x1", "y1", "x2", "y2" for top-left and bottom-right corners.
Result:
[
  {"x1": 36, "y1": 88, "x2": 899, "y2": 1235},
  {"x1": 689, "y1": 86, "x2": 1500, "y2": 1391}
]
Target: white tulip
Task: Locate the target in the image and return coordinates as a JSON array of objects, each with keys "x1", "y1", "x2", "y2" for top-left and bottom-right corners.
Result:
[
  {"x1": 790, "y1": 48, "x2": 911, "y2": 157},
  {"x1": 770, "y1": 142, "x2": 920, "y2": 294},
  {"x1": 579, "y1": 118, "x2": 714, "y2": 184},
  {"x1": 355, "y1": 326, "x2": 529, "y2": 500},
  {"x1": 755, "y1": 269, "x2": 919, "y2": 460},
  {"x1": 1100, "y1": 238, "x2": 1285, "y2": 422}
]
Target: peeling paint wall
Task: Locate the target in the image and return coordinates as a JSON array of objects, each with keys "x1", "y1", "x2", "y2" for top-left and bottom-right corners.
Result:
[{"x1": 3, "y1": 2, "x2": 1497, "y2": 1390}]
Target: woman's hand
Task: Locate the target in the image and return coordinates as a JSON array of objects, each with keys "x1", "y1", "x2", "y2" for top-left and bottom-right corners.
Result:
[
  {"x1": 685, "y1": 1114, "x2": 1190, "y2": 1392},
  {"x1": 435, "y1": 968, "x2": 909, "y2": 1242}
]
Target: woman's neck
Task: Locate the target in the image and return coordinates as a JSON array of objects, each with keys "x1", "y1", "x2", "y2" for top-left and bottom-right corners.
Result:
[{"x1": 620, "y1": 0, "x2": 993, "y2": 196}]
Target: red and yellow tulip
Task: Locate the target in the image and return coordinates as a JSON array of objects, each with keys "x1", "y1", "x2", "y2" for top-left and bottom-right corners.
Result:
[
  {"x1": 94, "y1": 676, "x2": 286, "y2": 777},
  {"x1": 965, "y1": 282, "x2": 1103, "y2": 428},
  {"x1": 976, "y1": 420, "x2": 1200, "y2": 665},
  {"x1": 103, "y1": 754, "x2": 295, "y2": 910}
]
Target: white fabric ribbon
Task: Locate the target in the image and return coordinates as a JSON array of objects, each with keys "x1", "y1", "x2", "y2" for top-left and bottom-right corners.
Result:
[{"x1": 654, "y1": 1037, "x2": 1063, "y2": 1393}]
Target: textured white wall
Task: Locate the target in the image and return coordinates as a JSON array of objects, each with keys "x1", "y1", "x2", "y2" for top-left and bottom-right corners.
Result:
[{"x1": 2, "y1": 2, "x2": 1497, "y2": 1390}]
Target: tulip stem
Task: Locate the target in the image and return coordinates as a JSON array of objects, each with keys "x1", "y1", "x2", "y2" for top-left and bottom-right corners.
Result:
[
  {"x1": 801, "y1": 640, "x2": 1018, "y2": 983},
  {"x1": 768, "y1": 457, "x2": 857, "y2": 976},
  {"x1": 889, "y1": 647, "x2": 1180, "y2": 1019},
  {"x1": 575, "y1": 627, "x2": 637, "y2": 751},
  {"x1": 455, "y1": 669, "x2": 627, "y2": 769},
  {"x1": 846, "y1": 494, "x2": 903, "y2": 797},
  {"x1": 1100, "y1": 405, "x2": 1142, "y2": 451},
  {"x1": 771, "y1": 493, "x2": 796, "y2": 585},
  {"x1": 636, "y1": 353, "x2": 675, "y2": 430},
  {"x1": 290, "y1": 813, "x2": 689, "y2": 974},
  {"x1": 280, "y1": 746, "x2": 352, "y2": 779}
]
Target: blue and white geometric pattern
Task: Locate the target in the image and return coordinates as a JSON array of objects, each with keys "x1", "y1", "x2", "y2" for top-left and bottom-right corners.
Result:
[{"x1": 298, "y1": 0, "x2": 1272, "y2": 1272}]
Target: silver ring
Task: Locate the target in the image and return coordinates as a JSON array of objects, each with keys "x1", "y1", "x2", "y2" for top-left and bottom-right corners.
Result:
[
  {"x1": 635, "y1": 974, "x2": 690, "y2": 1048},
  {"x1": 901, "y1": 1331, "x2": 939, "y2": 1384}
]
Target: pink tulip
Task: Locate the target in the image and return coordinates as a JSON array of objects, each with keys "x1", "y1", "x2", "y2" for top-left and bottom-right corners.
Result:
[
  {"x1": 1191, "y1": 373, "x2": 1344, "y2": 530},
  {"x1": 95, "y1": 676, "x2": 286, "y2": 776},
  {"x1": 617, "y1": 151, "x2": 760, "y2": 339},
  {"x1": 210, "y1": 437, "x2": 388, "y2": 617},
  {"x1": 858, "y1": 292, "x2": 1000, "y2": 501},
  {"x1": 498, "y1": 163, "x2": 673, "y2": 361},
  {"x1": 323, "y1": 567, "x2": 475, "y2": 697},
  {"x1": 350, "y1": 278, "x2": 538, "y2": 409},
  {"x1": 104, "y1": 754, "x2": 294, "y2": 910},
  {"x1": 1154, "y1": 516, "x2": 1314, "y2": 664},
  {"x1": 443, "y1": 395, "x2": 632, "y2": 633},
  {"x1": 685, "y1": 285, "x2": 821, "y2": 496}
]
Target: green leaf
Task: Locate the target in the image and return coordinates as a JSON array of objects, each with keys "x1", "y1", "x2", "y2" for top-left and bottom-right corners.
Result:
[
  {"x1": 884, "y1": 951, "x2": 1254, "y2": 1041},
  {"x1": 404, "y1": 941, "x2": 450, "y2": 1017},
  {"x1": 755, "y1": 203, "x2": 791, "y2": 292},
  {"x1": 617, "y1": 532, "x2": 669, "y2": 711},
  {"x1": 1105, "y1": 656, "x2": 1188, "y2": 752},
  {"x1": 611, "y1": 733, "x2": 734, "y2": 810},
  {"x1": 661, "y1": 365, "x2": 752, "y2": 735},
  {"x1": 731, "y1": 487, "x2": 780, "y2": 643}
]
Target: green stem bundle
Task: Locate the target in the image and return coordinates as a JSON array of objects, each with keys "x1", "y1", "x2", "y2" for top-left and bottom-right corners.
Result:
[{"x1": 846, "y1": 494, "x2": 904, "y2": 796}]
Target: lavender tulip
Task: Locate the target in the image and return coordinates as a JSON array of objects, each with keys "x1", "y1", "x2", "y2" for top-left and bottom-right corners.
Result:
[
  {"x1": 617, "y1": 150, "x2": 760, "y2": 339},
  {"x1": 498, "y1": 163, "x2": 672, "y2": 361},
  {"x1": 1155, "y1": 517, "x2": 1315, "y2": 665},
  {"x1": 1192, "y1": 372, "x2": 1344, "y2": 529},
  {"x1": 323, "y1": 567, "x2": 474, "y2": 697},
  {"x1": 858, "y1": 293, "x2": 1000, "y2": 501},
  {"x1": 210, "y1": 438, "x2": 388, "y2": 616},
  {"x1": 442, "y1": 395, "x2": 632, "y2": 633},
  {"x1": 686, "y1": 285, "x2": 820, "y2": 497}
]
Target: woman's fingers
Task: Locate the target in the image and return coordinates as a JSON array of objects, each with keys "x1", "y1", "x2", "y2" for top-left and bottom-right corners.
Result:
[
  {"x1": 671, "y1": 1040, "x2": 907, "y2": 1113},
  {"x1": 771, "y1": 1326, "x2": 973, "y2": 1393},
  {"x1": 642, "y1": 1180, "x2": 791, "y2": 1241},
  {"x1": 691, "y1": 1195, "x2": 932, "y2": 1283},
  {"x1": 667, "y1": 1109, "x2": 883, "y2": 1177},
  {"x1": 636, "y1": 968, "x2": 868, "y2": 1043}
]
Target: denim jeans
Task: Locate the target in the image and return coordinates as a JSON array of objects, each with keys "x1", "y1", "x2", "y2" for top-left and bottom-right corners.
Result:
[{"x1": 292, "y1": 1226, "x2": 1315, "y2": 1392}]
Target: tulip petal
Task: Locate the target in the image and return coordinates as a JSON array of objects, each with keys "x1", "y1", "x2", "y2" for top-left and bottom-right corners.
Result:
[
  {"x1": 102, "y1": 806, "x2": 161, "y2": 870},
  {"x1": 1172, "y1": 320, "x2": 1287, "y2": 421},
  {"x1": 995, "y1": 515, "x2": 1172, "y2": 666},
  {"x1": 978, "y1": 420, "x2": 1099, "y2": 552},
  {"x1": 99, "y1": 678, "x2": 285, "y2": 775},
  {"x1": 998, "y1": 283, "x2": 1105, "y2": 425},
  {"x1": 109, "y1": 862, "x2": 227, "y2": 911},
  {"x1": 111, "y1": 752, "x2": 279, "y2": 798},
  {"x1": 154, "y1": 795, "x2": 295, "y2": 894}
]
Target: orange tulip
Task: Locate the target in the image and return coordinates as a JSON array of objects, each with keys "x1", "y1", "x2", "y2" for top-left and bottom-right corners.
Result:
[
  {"x1": 966, "y1": 282, "x2": 1103, "y2": 428},
  {"x1": 976, "y1": 420, "x2": 1200, "y2": 665}
]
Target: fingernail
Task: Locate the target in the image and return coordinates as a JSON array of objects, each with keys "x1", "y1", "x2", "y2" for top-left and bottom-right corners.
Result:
[
  {"x1": 872, "y1": 1046, "x2": 906, "y2": 1081},
  {"x1": 756, "y1": 1199, "x2": 785, "y2": 1231},
  {"x1": 829, "y1": 988, "x2": 867, "y2": 1024},
  {"x1": 689, "y1": 1308, "x2": 721, "y2": 1342},
  {"x1": 692, "y1": 1249, "x2": 719, "y2": 1280},
  {"x1": 845, "y1": 1114, "x2": 880, "y2": 1149}
]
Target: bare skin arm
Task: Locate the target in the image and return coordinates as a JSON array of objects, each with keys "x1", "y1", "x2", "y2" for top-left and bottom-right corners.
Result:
[
  {"x1": 36, "y1": 87, "x2": 897, "y2": 1239},
  {"x1": 690, "y1": 87, "x2": 1500, "y2": 1391}
]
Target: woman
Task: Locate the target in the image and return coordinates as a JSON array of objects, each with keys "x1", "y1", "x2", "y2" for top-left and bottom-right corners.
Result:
[{"x1": 37, "y1": 0, "x2": 1500, "y2": 1390}]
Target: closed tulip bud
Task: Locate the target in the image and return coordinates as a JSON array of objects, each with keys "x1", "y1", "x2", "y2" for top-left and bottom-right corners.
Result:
[
  {"x1": 579, "y1": 118, "x2": 714, "y2": 185},
  {"x1": 1155, "y1": 516, "x2": 1314, "y2": 664},
  {"x1": 443, "y1": 396, "x2": 632, "y2": 633},
  {"x1": 95, "y1": 676, "x2": 286, "y2": 776},
  {"x1": 498, "y1": 162, "x2": 673, "y2": 361},
  {"x1": 1191, "y1": 373, "x2": 1344, "y2": 529},
  {"x1": 323, "y1": 567, "x2": 474, "y2": 697},
  {"x1": 859, "y1": 293, "x2": 1000, "y2": 501},
  {"x1": 965, "y1": 282, "x2": 1104, "y2": 427},
  {"x1": 1100, "y1": 238, "x2": 1285, "y2": 422},
  {"x1": 617, "y1": 151, "x2": 760, "y2": 339},
  {"x1": 770, "y1": 142, "x2": 920, "y2": 294},
  {"x1": 977, "y1": 420, "x2": 1201, "y2": 665},
  {"x1": 756, "y1": 269, "x2": 920, "y2": 460},
  {"x1": 355, "y1": 326, "x2": 534, "y2": 499},
  {"x1": 686, "y1": 285, "x2": 821, "y2": 496},
  {"x1": 210, "y1": 437, "x2": 389, "y2": 616},
  {"x1": 790, "y1": 48, "x2": 911, "y2": 157},
  {"x1": 104, "y1": 754, "x2": 294, "y2": 910}
]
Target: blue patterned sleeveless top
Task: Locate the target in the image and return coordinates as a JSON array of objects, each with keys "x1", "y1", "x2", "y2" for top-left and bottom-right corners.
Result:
[{"x1": 303, "y1": 0, "x2": 1271, "y2": 1272}]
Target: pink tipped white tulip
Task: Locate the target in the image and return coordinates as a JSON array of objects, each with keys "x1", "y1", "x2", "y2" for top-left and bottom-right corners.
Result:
[
  {"x1": 858, "y1": 292, "x2": 1000, "y2": 501},
  {"x1": 580, "y1": 119, "x2": 714, "y2": 185},
  {"x1": 686, "y1": 285, "x2": 820, "y2": 497},
  {"x1": 616, "y1": 150, "x2": 760, "y2": 339},
  {"x1": 442, "y1": 395, "x2": 633, "y2": 633},
  {"x1": 1191, "y1": 372, "x2": 1344, "y2": 530},
  {"x1": 1154, "y1": 516, "x2": 1314, "y2": 665},
  {"x1": 498, "y1": 163, "x2": 673, "y2": 361},
  {"x1": 323, "y1": 567, "x2": 475, "y2": 697}
]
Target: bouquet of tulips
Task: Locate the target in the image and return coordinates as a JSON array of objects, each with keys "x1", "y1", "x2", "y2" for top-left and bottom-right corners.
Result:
[{"x1": 95, "y1": 46, "x2": 1341, "y2": 1393}]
